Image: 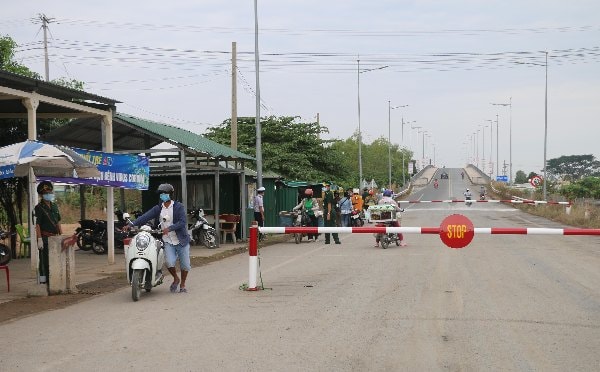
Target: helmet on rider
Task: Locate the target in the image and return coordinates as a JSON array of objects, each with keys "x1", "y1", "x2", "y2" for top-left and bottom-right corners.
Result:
[
  {"x1": 157, "y1": 183, "x2": 174, "y2": 195},
  {"x1": 466, "y1": 188, "x2": 470, "y2": 192},
  {"x1": 383, "y1": 189, "x2": 393, "y2": 197},
  {"x1": 305, "y1": 188, "x2": 313, "y2": 196}
]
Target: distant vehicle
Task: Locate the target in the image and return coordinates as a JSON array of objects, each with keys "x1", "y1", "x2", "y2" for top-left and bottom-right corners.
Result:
[{"x1": 440, "y1": 172, "x2": 449, "y2": 179}]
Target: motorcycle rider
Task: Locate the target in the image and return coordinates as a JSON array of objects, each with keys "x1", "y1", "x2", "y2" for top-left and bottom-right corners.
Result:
[
  {"x1": 479, "y1": 185, "x2": 486, "y2": 200},
  {"x1": 374, "y1": 189, "x2": 406, "y2": 248},
  {"x1": 293, "y1": 189, "x2": 321, "y2": 242},
  {"x1": 351, "y1": 188, "x2": 364, "y2": 213},
  {"x1": 433, "y1": 178, "x2": 439, "y2": 189},
  {"x1": 464, "y1": 188, "x2": 473, "y2": 205},
  {"x1": 128, "y1": 183, "x2": 191, "y2": 293}
]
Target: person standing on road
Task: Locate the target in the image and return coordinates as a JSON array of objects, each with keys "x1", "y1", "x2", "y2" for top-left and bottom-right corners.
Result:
[
  {"x1": 323, "y1": 183, "x2": 341, "y2": 245},
  {"x1": 129, "y1": 183, "x2": 191, "y2": 293},
  {"x1": 333, "y1": 189, "x2": 342, "y2": 227},
  {"x1": 339, "y1": 190, "x2": 352, "y2": 227},
  {"x1": 34, "y1": 181, "x2": 62, "y2": 285},
  {"x1": 254, "y1": 186, "x2": 266, "y2": 239}
]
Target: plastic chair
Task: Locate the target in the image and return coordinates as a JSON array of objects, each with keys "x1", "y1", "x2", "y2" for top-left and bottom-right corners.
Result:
[
  {"x1": 220, "y1": 215, "x2": 240, "y2": 244},
  {"x1": 15, "y1": 224, "x2": 31, "y2": 259},
  {"x1": 0, "y1": 265, "x2": 9, "y2": 292}
]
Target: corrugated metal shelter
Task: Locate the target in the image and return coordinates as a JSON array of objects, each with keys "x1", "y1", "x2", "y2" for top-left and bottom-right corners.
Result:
[{"x1": 43, "y1": 112, "x2": 255, "y2": 244}]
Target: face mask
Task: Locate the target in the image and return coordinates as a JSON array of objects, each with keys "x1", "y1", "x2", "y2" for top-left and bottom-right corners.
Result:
[
  {"x1": 159, "y1": 193, "x2": 171, "y2": 202},
  {"x1": 42, "y1": 193, "x2": 55, "y2": 202}
]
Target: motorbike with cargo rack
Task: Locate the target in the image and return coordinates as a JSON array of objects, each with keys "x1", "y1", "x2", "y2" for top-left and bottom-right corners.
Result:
[{"x1": 369, "y1": 204, "x2": 404, "y2": 249}]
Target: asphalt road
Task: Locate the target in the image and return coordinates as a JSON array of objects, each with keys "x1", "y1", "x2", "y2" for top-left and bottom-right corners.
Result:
[{"x1": 2, "y1": 168, "x2": 599, "y2": 371}]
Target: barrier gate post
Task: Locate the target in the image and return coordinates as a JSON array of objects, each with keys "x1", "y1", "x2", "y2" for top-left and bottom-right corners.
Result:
[{"x1": 247, "y1": 221, "x2": 259, "y2": 291}]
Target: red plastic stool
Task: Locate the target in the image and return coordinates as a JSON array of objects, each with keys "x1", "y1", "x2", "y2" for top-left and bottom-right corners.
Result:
[{"x1": 0, "y1": 265, "x2": 9, "y2": 292}]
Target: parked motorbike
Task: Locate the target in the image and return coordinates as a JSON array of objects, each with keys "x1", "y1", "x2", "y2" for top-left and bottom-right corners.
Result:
[
  {"x1": 188, "y1": 208, "x2": 217, "y2": 248},
  {"x1": 77, "y1": 210, "x2": 140, "y2": 254},
  {"x1": 0, "y1": 229, "x2": 11, "y2": 265},
  {"x1": 75, "y1": 219, "x2": 97, "y2": 251},
  {"x1": 91, "y1": 219, "x2": 130, "y2": 255},
  {"x1": 124, "y1": 218, "x2": 166, "y2": 302},
  {"x1": 350, "y1": 209, "x2": 364, "y2": 227}
]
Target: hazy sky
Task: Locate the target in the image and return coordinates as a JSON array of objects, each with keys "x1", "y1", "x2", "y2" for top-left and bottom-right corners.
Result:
[{"x1": 3, "y1": 1, "x2": 599, "y2": 180}]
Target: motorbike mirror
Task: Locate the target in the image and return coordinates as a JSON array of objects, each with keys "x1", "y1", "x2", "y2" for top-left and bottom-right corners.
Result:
[{"x1": 162, "y1": 215, "x2": 171, "y2": 223}]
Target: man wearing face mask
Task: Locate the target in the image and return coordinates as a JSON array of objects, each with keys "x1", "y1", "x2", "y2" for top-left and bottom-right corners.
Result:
[
  {"x1": 129, "y1": 183, "x2": 191, "y2": 293},
  {"x1": 34, "y1": 181, "x2": 62, "y2": 284}
]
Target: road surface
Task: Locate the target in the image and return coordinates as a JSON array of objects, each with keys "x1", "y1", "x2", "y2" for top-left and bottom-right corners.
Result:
[{"x1": 2, "y1": 168, "x2": 599, "y2": 371}]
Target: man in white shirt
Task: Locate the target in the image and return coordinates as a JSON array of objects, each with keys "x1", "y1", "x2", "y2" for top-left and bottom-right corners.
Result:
[{"x1": 254, "y1": 187, "x2": 265, "y2": 238}]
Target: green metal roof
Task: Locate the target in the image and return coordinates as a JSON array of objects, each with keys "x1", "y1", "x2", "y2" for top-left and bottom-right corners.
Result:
[{"x1": 116, "y1": 113, "x2": 255, "y2": 161}]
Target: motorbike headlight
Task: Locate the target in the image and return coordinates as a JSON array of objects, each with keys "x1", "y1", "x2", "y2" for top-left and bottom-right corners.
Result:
[{"x1": 135, "y1": 234, "x2": 151, "y2": 251}]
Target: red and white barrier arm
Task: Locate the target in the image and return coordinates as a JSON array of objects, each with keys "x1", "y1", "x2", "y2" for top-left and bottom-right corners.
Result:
[
  {"x1": 396, "y1": 200, "x2": 571, "y2": 205},
  {"x1": 259, "y1": 226, "x2": 600, "y2": 235},
  {"x1": 248, "y1": 221, "x2": 599, "y2": 290}
]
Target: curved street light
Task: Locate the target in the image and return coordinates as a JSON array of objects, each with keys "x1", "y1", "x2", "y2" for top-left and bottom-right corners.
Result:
[
  {"x1": 388, "y1": 102, "x2": 408, "y2": 189},
  {"x1": 491, "y1": 100, "x2": 512, "y2": 183},
  {"x1": 357, "y1": 60, "x2": 389, "y2": 187}
]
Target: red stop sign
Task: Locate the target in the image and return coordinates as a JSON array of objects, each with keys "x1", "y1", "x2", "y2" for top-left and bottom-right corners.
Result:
[{"x1": 439, "y1": 214, "x2": 474, "y2": 249}]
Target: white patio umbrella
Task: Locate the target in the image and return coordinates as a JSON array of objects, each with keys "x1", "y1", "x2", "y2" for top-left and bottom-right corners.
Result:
[
  {"x1": 0, "y1": 140, "x2": 100, "y2": 275},
  {"x1": 0, "y1": 140, "x2": 100, "y2": 179}
]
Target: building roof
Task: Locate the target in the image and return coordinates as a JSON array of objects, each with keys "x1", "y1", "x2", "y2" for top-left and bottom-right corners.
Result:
[
  {"x1": 43, "y1": 113, "x2": 255, "y2": 161},
  {"x1": 0, "y1": 70, "x2": 119, "y2": 115}
]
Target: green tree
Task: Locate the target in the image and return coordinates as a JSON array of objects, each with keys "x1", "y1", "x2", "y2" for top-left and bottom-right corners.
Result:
[
  {"x1": 547, "y1": 154, "x2": 600, "y2": 181},
  {"x1": 1, "y1": 35, "x2": 41, "y2": 78},
  {"x1": 514, "y1": 170, "x2": 528, "y2": 184},
  {"x1": 560, "y1": 176, "x2": 600, "y2": 200},
  {"x1": 204, "y1": 116, "x2": 346, "y2": 182}
]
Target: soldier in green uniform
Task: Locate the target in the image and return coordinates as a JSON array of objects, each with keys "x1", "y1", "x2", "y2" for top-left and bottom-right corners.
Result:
[
  {"x1": 34, "y1": 181, "x2": 62, "y2": 284},
  {"x1": 322, "y1": 183, "x2": 341, "y2": 244}
]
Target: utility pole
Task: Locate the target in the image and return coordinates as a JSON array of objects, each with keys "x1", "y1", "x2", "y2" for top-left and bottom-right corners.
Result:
[
  {"x1": 254, "y1": 0, "x2": 263, "y2": 188},
  {"x1": 357, "y1": 58, "x2": 363, "y2": 188},
  {"x1": 39, "y1": 14, "x2": 53, "y2": 81},
  {"x1": 496, "y1": 114, "x2": 499, "y2": 177},
  {"x1": 543, "y1": 51, "x2": 548, "y2": 200},
  {"x1": 231, "y1": 42, "x2": 238, "y2": 150},
  {"x1": 491, "y1": 99, "x2": 512, "y2": 184}
]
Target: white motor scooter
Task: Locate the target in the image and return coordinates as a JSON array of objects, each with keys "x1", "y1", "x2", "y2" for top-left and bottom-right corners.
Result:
[{"x1": 124, "y1": 215, "x2": 166, "y2": 301}]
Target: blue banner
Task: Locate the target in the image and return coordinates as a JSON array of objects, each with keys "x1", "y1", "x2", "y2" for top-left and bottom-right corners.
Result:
[
  {"x1": 39, "y1": 149, "x2": 149, "y2": 190},
  {"x1": 496, "y1": 175, "x2": 508, "y2": 182}
]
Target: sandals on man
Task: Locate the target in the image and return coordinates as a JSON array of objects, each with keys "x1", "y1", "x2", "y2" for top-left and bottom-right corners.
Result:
[
  {"x1": 179, "y1": 287, "x2": 187, "y2": 293},
  {"x1": 169, "y1": 280, "x2": 180, "y2": 293}
]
